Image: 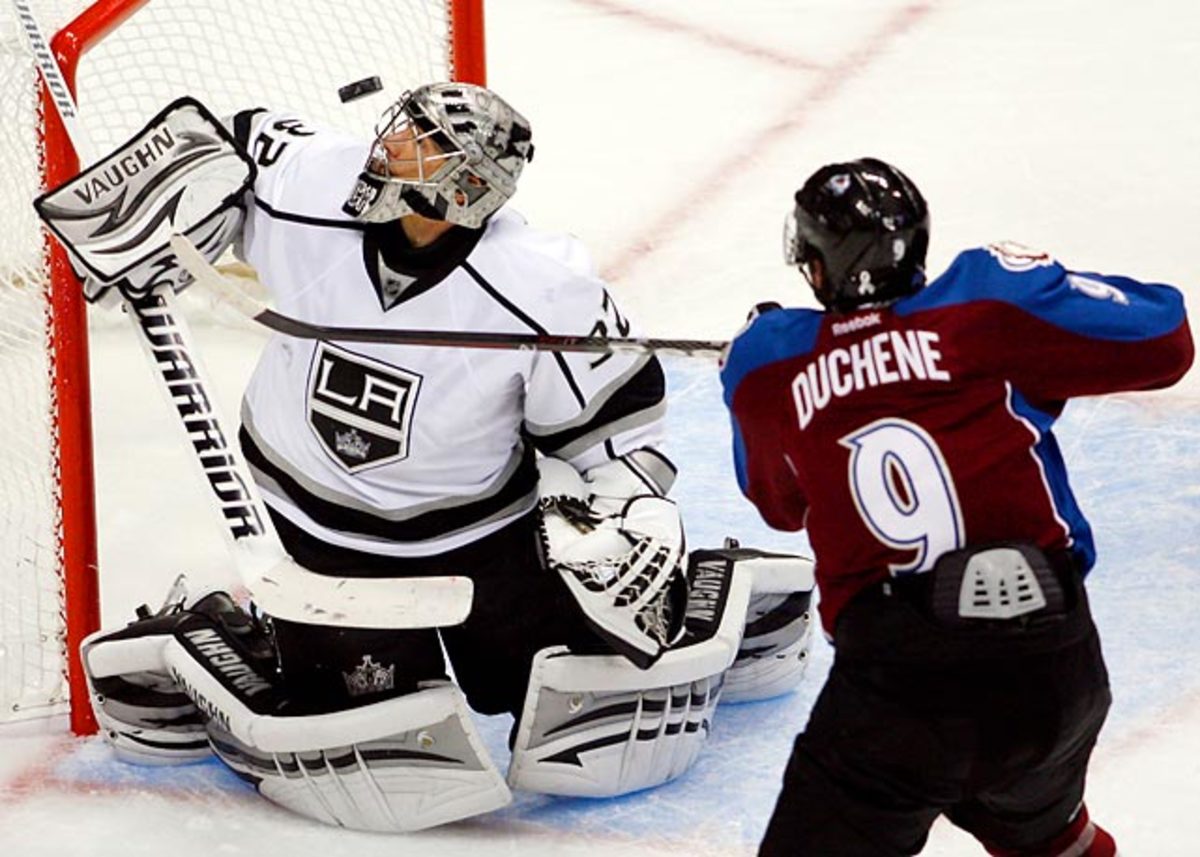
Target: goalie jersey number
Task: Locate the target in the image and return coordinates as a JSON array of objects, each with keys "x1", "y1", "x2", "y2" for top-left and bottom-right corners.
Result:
[{"x1": 308, "y1": 343, "x2": 422, "y2": 472}]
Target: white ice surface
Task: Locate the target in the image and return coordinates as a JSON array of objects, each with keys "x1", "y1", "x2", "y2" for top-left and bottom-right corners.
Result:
[{"x1": 3, "y1": 1, "x2": 1199, "y2": 855}]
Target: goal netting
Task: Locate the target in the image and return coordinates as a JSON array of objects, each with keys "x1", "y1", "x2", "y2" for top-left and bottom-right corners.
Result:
[{"x1": 0, "y1": 0, "x2": 483, "y2": 733}]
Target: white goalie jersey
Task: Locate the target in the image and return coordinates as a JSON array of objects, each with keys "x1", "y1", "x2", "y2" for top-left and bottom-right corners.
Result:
[{"x1": 229, "y1": 109, "x2": 668, "y2": 557}]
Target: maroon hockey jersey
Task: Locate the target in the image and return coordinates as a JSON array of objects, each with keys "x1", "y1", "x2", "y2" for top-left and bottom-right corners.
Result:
[{"x1": 720, "y1": 244, "x2": 1193, "y2": 635}]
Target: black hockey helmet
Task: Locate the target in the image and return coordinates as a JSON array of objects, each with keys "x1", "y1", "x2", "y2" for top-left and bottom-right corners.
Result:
[{"x1": 784, "y1": 158, "x2": 929, "y2": 312}]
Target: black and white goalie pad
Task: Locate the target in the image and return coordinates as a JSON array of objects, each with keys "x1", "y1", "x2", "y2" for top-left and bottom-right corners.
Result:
[
  {"x1": 33, "y1": 96, "x2": 255, "y2": 305},
  {"x1": 690, "y1": 543, "x2": 816, "y2": 703},
  {"x1": 537, "y1": 456, "x2": 687, "y2": 670},
  {"x1": 509, "y1": 543, "x2": 754, "y2": 797},
  {"x1": 81, "y1": 578, "x2": 231, "y2": 766},
  {"x1": 83, "y1": 581, "x2": 510, "y2": 831}
]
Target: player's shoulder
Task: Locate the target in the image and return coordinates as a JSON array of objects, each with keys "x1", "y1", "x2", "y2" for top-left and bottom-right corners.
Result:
[
  {"x1": 472, "y1": 209, "x2": 602, "y2": 307},
  {"x1": 232, "y1": 108, "x2": 368, "y2": 223},
  {"x1": 720, "y1": 304, "x2": 824, "y2": 392},
  {"x1": 479, "y1": 210, "x2": 597, "y2": 279},
  {"x1": 934, "y1": 241, "x2": 1063, "y2": 295},
  {"x1": 896, "y1": 242, "x2": 1067, "y2": 313}
]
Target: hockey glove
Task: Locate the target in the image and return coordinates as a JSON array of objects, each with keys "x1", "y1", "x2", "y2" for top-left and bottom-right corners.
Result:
[
  {"x1": 33, "y1": 96, "x2": 254, "y2": 304},
  {"x1": 538, "y1": 457, "x2": 687, "y2": 669}
]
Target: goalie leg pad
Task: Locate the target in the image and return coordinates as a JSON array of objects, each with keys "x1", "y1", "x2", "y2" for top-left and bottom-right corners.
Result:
[
  {"x1": 689, "y1": 544, "x2": 816, "y2": 704},
  {"x1": 205, "y1": 682, "x2": 511, "y2": 832},
  {"x1": 723, "y1": 590, "x2": 814, "y2": 703},
  {"x1": 507, "y1": 646, "x2": 723, "y2": 797},
  {"x1": 86, "y1": 669, "x2": 212, "y2": 766},
  {"x1": 508, "y1": 555, "x2": 754, "y2": 797},
  {"x1": 81, "y1": 581, "x2": 228, "y2": 765},
  {"x1": 116, "y1": 594, "x2": 513, "y2": 831}
]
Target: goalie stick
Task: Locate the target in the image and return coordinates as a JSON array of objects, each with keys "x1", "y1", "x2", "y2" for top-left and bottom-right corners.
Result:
[
  {"x1": 169, "y1": 235, "x2": 729, "y2": 359},
  {"x1": 19, "y1": 5, "x2": 471, "y2": 629}
]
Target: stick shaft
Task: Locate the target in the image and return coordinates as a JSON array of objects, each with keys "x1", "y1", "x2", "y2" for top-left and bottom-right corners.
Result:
[
  {"x1": 11, "y1": 0, "x2": 93, "y2": 160},
  {"x1": 170, "y1": 235, "x2": 728, "y2": 359}
]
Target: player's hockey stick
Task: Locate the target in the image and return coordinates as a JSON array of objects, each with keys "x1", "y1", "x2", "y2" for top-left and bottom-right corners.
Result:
[
  {"x1": 169, "y1": 235, "x2": 729, "y2": 359},
  {"x1": 19, "y1": 5, "x2": 470, "y2": 629}
]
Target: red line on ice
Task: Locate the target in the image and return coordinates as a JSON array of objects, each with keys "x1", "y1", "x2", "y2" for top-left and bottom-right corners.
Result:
[
  {"x1": 597, "y1": 3, "x2": 937, "y2": 285},
  {"x1": 571, "y1": 0, "x2": 823, "y2": 72}
]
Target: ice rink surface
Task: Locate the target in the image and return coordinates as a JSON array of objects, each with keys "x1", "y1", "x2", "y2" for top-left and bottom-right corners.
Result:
[{"x1": 3, "y1": 1, "x2": 1199, "y2": 855}]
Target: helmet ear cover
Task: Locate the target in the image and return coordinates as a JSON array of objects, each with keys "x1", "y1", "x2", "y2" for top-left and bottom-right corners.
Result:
[{"x1": 786, "y1": 158, "x2": 929, "y2": 312}]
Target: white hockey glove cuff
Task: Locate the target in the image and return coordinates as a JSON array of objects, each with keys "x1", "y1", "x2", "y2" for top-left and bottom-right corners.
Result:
[{"x1": 538, "y1": 456, "x2": 687, "y2": 670}]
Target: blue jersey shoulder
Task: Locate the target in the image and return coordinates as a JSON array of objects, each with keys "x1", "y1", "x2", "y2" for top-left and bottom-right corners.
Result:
[
  {"x1": 897, "y1": 245, "x2": 1186, "y2": 342},
  {"x1": 720, "y1": 307, "x2": 823, "y2": 404}
]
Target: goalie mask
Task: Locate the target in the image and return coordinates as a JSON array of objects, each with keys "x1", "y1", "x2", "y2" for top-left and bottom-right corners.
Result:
[{"x1": 344, "y1": 82, "x2": 534, "y2": 228}]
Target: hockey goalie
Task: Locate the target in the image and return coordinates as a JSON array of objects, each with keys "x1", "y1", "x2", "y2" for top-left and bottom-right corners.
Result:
[{"x1": 38, "y1": 85, "x2": 815, "y2": 832}]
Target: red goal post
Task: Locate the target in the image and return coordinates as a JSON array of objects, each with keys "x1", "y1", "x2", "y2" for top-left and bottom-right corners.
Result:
[{"x1": 0, "y1": 0, "x2": 486, "y2": 735}]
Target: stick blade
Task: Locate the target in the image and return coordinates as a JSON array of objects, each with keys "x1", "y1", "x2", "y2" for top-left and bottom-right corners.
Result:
[{"x1": 251, "y1": 559, "x2": 475, "y2": 628}]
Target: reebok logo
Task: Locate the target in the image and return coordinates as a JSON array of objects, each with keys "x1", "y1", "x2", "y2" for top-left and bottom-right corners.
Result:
[{"x1": 831, "y1": 312, "x2": 882, "y2": 336}]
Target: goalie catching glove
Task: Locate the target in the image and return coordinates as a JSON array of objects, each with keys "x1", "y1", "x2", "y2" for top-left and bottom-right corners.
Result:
[{"x1": 538, "y1": 454, "x2": 687, "y2": 670}]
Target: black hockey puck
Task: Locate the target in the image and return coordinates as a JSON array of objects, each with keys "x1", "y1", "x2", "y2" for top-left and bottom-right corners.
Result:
[{"x1": 338, "y1": 76, "x2": 383, "y2": 104}]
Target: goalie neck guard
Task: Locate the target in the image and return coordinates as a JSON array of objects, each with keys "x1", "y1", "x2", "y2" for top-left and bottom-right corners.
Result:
[{"x1": 344, "y1": 82, "x2": 534, "y2": 228}]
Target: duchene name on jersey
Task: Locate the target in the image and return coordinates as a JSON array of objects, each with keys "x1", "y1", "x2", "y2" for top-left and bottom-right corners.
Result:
[{"x1": 793, "y1": 330, "x2": 950, "y2": 429}]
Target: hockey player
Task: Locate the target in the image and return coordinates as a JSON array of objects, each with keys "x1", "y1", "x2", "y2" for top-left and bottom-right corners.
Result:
[
  {"x1": 64, "y1": 83, "x2": 815, "y2": 832},
  {"x1": 720, "y1": 158, "x2": 1194, "y2": 856}
]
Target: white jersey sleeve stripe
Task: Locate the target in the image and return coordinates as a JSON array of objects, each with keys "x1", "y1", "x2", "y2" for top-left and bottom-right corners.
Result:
[{"x1": 523, "y1": 353, "x2": 654, "y2": 437}]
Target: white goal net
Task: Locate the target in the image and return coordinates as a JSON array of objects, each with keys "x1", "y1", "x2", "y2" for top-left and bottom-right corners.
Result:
[{"x1": 0, "y1": 0, "x2": 482, "y2": 730}]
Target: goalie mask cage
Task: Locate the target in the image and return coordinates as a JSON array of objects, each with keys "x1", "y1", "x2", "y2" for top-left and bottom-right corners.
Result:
[{"x1": 0, "y1": 0, "x2": 485, "y2": 735}]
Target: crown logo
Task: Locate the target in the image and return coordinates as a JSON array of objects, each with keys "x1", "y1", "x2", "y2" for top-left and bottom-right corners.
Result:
[
  {"x1": 335, "y1": 428, "x2": 371, "y2": 460},
  {"x1": 342, "y1": 655, "x2": 396, "y2": 697}
]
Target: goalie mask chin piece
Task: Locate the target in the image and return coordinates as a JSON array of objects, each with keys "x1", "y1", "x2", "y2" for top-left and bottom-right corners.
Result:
[{"x1": 344, "y1": 82, "x2": 534, "y2": 229}]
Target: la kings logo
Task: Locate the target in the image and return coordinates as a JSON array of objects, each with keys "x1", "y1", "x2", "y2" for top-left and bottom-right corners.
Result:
[{"x1": 308, "y1": 342, "x2": 422, "y2": 472}]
